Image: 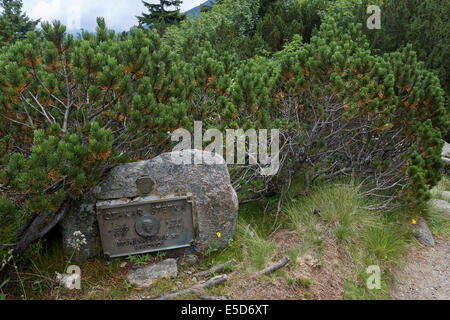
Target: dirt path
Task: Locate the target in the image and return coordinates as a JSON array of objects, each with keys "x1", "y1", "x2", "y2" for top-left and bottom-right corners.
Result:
[
  {"x1": 390, "y1": 199, "x2": 450, "y2": 300},
  {"x1": 390, "y1": 238, "x2": 450, "y2": 300}
]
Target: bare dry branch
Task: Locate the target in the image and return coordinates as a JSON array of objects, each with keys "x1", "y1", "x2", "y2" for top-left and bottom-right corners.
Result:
[
  {"x1": 194, "y1": 260, "x2": 237, "y2": 278},
  {"x1": 155, "y1": 275, "x2": 228, "y2": 300},
  {"x1": 250, "y1": 256, "x2": 289, "y2": 278}
]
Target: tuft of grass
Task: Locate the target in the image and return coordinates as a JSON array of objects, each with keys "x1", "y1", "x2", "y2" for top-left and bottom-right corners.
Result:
[
  {"x1": 282, "y1": 181, "x2": 417, "y2": 300},
  {"x1": 431, "y1": 190, "x2": 450, "y2": 202},
  {"x1": 423, "y1": 205, "x2": 450, "y2": 237},
  {"x1": 127, "y1": 254, "x2": 152, "y2": 266},
  {"x1": 296, "y1": 277, "x2": 313, "y2": 288},
  {"x1": 283, "y1": 200, "x2": 322, "y2": 255},
  {"x1": 286, "y1": 248, "x2": 300, "y2": 265},
  {"x1": 287, "y1": 276, "x2": 312, "y2": 289},
  {"x1": 435, "y1": 175, "x2": 450, "y2": 192},
  {"x1": 241, "y1": 223, "x2": 277, "y2": 270},
  {"x1": 284, "y1": 183, "x2": 374, "y2": 251},
  {"x1": 364, "y1": 224, "x2": 410, "y2": 264},
  {"x1": 200, "y1": 215, "x2": 278, "y2": 276}
]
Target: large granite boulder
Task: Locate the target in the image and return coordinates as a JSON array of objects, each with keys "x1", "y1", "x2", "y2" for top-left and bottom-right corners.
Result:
[{"x1": 61, "y1": 150, "x2": 239, "y2": 262}]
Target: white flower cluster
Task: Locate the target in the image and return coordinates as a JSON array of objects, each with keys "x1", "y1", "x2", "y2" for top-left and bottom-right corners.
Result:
[
  {"x1": 0, "y1": 249, "x2": 13, "y2": 270},
  {"x1": 73, "y1": 231, "x2": 87, "y2": 251}
]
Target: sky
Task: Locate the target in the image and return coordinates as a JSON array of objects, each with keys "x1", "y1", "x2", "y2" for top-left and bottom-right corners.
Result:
[{"x1": 22, "y1": 0, "x2": 205, "y2": 32}]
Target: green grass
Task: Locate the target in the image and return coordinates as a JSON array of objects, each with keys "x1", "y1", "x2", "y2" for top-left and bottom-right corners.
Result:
[
  {"x1": 245, "y1": 228, "x2": 277, "y2": 270},
  {"x1": 431, "y1": 175, "x2": 450, "y2": 200},
  {"x1": 4, "y1": 176, "x2": 449, "y2": 300},
  {"x1": 343, "y1": 278, "x2": 390, "y2": 300},
  {"x1": 284, "y1": 182, "x2": 373, "y2": 249},
  {"x1": 423, "y1": 206, "x2": 450, "y2": 237},
  {"x1": 364, "y1": 224, "x2": 410, "y2": 264},
  {"x1": 126, "y1": 253, "x2": 152, "y2": 266},
  {"x1": 198, "y1": 195, "x2": 281, "y2": 276},
  {"x1": 435, "y1": 175, "x2": 450, "y2": 192},
  {"x1": 204, "y1": 217, "x2": 277, "y2": 276},
  {"x1": 282, "y1": 182, "x2": 416, "y2": 300},
  {"x1": 342, "y1": 174, "x2": 450, "y2": 300}
]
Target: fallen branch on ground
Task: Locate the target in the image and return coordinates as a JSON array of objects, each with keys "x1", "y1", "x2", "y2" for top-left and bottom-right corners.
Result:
[
  {"x1": 155, "y1": 274, "x2": 228, "y2": 300},
  {"x1": 251, "y1": 256, "x2": 289, "y2": 278},
  {"x1": 194, "y1": 260, "x2": 237, "y2": 278}
]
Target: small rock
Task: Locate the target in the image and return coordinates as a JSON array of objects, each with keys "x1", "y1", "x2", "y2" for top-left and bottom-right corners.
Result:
[
  {"x1": 413, "y1": 219, "x2": 435, "y2": 247},
  {"x1": 442, "y1": 142, "x2": 450, "y2": 158},
  {"x1": 120, "y1": 262, "x2": 128, "y2": 268},
  {"x1": 127, "y1": 258, "x2": 178, "y2": 287},
  {"x1": 91, "y1": 285, "x2": 103, "y2": 291},
  {"x1": 183, "y1": 255, "x2": 199, "y2": 265},
  {"x1": 192, "y1": 277, "x2": 198, "y2": 283}
]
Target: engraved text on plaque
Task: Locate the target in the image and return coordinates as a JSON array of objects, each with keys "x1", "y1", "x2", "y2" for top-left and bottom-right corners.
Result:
[{"x1": 96, "y1": 196, "x2": 195, "y2": 258}]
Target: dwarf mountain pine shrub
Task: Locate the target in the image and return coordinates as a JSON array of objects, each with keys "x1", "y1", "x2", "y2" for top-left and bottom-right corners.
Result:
[{"x1": 0, "y1": 19, "x2": 190, "y2": 254}]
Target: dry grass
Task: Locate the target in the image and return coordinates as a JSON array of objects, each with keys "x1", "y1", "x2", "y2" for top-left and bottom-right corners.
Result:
[{"x1": 5, "y1": 179, "x2": 449, "y2": 300}]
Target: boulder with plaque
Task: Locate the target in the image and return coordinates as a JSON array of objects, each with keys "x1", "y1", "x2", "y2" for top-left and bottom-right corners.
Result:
[{"x1": 61, "y1": 149, "x2": 239, "y2": 262}]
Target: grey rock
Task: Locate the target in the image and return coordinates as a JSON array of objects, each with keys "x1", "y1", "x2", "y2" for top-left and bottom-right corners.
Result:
[
  {"x1": 94, "y1": 149, "x2": 238, "y2": 253},
  {"x1": 413, "y1": 219, "x2": 435, "y2": 247},
  {"x1": 442, "y1": 142, "x2": 450, "y2": 158},
  {"x1": 442, "y1": 143, "x2": 450, "y2": 169},
  {"x1": 443, "y1": 157, "x2": 450, "y2": 165},
  {"x1": 61, "y1": 193, "x2": 101, "y2": 263},
  {"x1": 128, "y1": 258, "x2": 178, "y2": 287},
  {"x1": 429, "y1": 199, "x2": 450, "y2": 216},
  {"x1": 430, "y1": 190, "x2": 450, "y2": 202}
]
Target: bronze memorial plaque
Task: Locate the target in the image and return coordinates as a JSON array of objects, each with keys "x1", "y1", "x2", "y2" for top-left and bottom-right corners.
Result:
[{"x1": 96, "y1": 196, "x2": 195, "y2": 258}]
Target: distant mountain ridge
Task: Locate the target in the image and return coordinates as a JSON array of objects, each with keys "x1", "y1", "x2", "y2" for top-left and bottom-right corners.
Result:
[{"x1": 185, "y1": 0, "x2": 217, "y2": 16}]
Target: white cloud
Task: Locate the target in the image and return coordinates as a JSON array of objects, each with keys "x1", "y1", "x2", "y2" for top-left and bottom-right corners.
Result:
[
  {"x1": 22, "y1": 0, "x2": 206, "y2": 32},
  {"x1": 28, "y1": 0, "x2": 61, "y2": 22}
]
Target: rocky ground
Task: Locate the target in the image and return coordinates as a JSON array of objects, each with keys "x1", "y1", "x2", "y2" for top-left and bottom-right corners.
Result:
[
  {"x1": 390, "y1": 195, "x2": 450, "y2": 300},
  {"x1": 390, "y1": 238, "x2": 450, "y2": 300}
]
